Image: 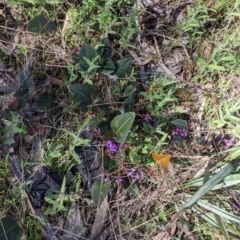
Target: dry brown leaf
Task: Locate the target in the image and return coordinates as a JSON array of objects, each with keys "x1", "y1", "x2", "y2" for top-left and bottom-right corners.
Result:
[
  {"x1": 91, "y1": 196, "x2": 109, "y2": 237},
  {"x1": 61, "y1": 13, "x2": 71, "y2": 37},
  {"x1": 26, "y1": 122, "x2": 45, "y2": 136},
  {"x1": 9, "y1": 97, "x2": 19, "y2": 109},
  {"x1": 51, "y1": 78, "x2": 63, "y2": 87},
  {"x1": 61, "y1": 203, "x2": 86, "y2": 240}
]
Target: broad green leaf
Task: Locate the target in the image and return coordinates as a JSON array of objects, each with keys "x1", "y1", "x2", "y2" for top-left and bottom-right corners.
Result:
[
  {"x1": 123, "y1": 85, "x2": 136, "y2": 97},
  {"x1": 115, "y1": 58, "x2": 132, "y2": 77},
  {"x1": 171, "y1": 119, "x2": 188, "y2": 130},
  {"x1": 91, "y1": 180, "x2": 111, "y2": 207},
  {"x1": 124, "y1": 95, "x2": 135, "y2": 112},
  {"x1": 78, "y1": 44, "x2": 98, "y2": 71},
  {"x1": 97, "y1": 38, "x2": 111, "y2": 58},
  {"x1": 27, "y1": 15, "x2": 57, "y2": 33},
  {"x1": 88, "y1": 111, "x2": 105, "y2": 127},
  {"x1": 71, "y1": 52, "x2": 79, "y2": 64},
  {"x1": 19, "y1": 71, "x2": 34, "y2": 89},
  {"x1": 208, "y1": 64, "x2": 225, "y2": 71},
  {"x1": 98, "y1": 59, "x2": 115, "y2": 75},
  {"x1": 69, "y1": 84, "x2": 93, "y2": 107},
  {"x1": 0, "y1": 215, "x2": 23, "y2": 240},
  {"x1": 196, "y1": 57, "x2": 207, "y2": 65},
  {"x1": 110, "y1": 112, "x2": 135, "y2": 143},
  {"x1": 184, "y1": 159, "x2": 239, "y2": 208},
  {"x1": 36, "y1": 94, "x2": 52, "y2": 108},
  {"x1": 98, "y1": 155, "x2": 119, "y2": 172}
]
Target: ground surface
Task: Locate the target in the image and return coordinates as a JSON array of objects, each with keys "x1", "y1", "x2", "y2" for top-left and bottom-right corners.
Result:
[{"x1": 1, "y1": 0, "x2": 240, "y2": 240}]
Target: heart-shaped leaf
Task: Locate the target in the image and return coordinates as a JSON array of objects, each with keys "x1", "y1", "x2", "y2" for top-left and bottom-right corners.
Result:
[
  {"x1": 69, "y1": 84, "x2": 93, "y2": 107},
  {"x1": 171, "y1": 119, "x2": 188, "y2": 130},
  {"x1": 71, "y1": 52, "x2": 80, "y2": 64},
  {"x1": 91, "y1": 180, "x2": 111, "y2": 207},
  {"x1": 110, "y1": 112, "x2": 135, "y2": 143},
  {"x1": 97, "y1": 38, "x2": 111, "y2": 58},
  {"x1": 27, "y1": 15, "x2": 57, "y2": 33},
  {"x1": 115, "y1": 58, "x2": 132, "y2": 77},
  {"x1": 78, "y1": 44, "x2": 98, "y2": 71},
  {"x1": 19, "y1": 71, "x2": 34, "y2": 89},
  {"x1": 0, "y1": 215, "x2": 23, "y2": 240},
  {"x1": 98, "y1": 155, "x2": 119, "y2": 173},
  {"x1": 98, "y1": 59, "x2": 115, "y2": 75},
  {"x1": 36, "y1": 94, "x2": 52, "y2": 108}
]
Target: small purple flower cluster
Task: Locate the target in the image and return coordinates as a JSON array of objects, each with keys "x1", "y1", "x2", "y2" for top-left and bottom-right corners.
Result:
[
  {"x1": 115, "y1": 168, "x2": 142, "y2": 184},
  {"x1": 144, "y1": 115, "x2": 156, "y2": 127},
  {"x1": 221, "y1": 134, "x2": 233, "y2": 148},
  {"x1": 214, "y1": 134, "x2": 234, "y2": 149},
  {"x1": 126, "y1": 168, "x2": 141, "y2": 180},
  {"x1": 106, "y1": 140, "x2": 118, "y2": 153},
  {"x1": 232, "y1": 203, "x2": 240, "y2": 211},
  {"x1": 171, "y1": 127, "x2": 188, "y2": 138}
]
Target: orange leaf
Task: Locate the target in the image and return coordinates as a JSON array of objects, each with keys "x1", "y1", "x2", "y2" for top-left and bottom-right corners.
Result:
[{"x1": 152, "y1": 153, "x2": 171, "y2": 169}]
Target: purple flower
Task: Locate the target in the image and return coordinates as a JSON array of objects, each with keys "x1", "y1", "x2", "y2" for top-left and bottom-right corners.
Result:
[
  {"x1": 223, "y1": 138, "x2": 233, "y2": 148},
  {"x1": 77, "y1": 46, "x2": 81, "y2": 51},
  {"x1": 232, "y1": 203, "x2": 240, "y2": 211},
  {"x1": 106, "y1": 140, "x2": 118, "y2": 153},
  {"x1": 171, "y1": 127, "x2": 188, "y2": 138},
  {"x1": 144, "y1": 115, "x2": 156, "y2": 127},
  {"x1": 126, "y1": 168, "x2": 141, "y2": 180},
  {"x1": 115, "y1": 178, "x2": 123, "y2": 184},
  {"x1": 85, "y1": 126, "x2": 90, "y2": 131}
]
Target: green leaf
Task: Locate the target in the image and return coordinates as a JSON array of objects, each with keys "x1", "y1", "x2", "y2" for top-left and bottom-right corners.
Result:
[
  {"x1": 110, "y1": 112, "x2": 135, "y2": 143},
  {"x1": 98, "y1": 155, "x2": 119, "y2": 173},
  {"x1": 197, "y1": 199, "x2": 240, "y2": 224},
  {"x1": 71, "y1": 52, "x2": 79, "y2": 64},
  {"x1": 184, "y1": 160, "x2": 239, "y2": 208},
  {"x1": 208, "y1": 64, "x2": 225, "y2": 71},
  {"x1": 69, "y1": 84, "x2": 93, "y2": 107},
  {"x1": 123, "y1": 85, "x2": 136, "y2": 97},
  {"x1": 122, "y1": 178, "x2": 140, "y2": 197},
  {"x1": 97, "y1": 38, "x2": 111, "y2": 58},
  {"x1": 124, "y1": 95, "x2": 135, "y2": 112},
  {"x1": 0, "y1": 215, "x2": 23, "y2": 240},
  {"x1": 115, "y1": 58, "x2": 132, "y2": 77},
  {"x1": 182, "y1": 172, "x2": 240, "y2": 190},
  {"x1": 192, "y1": 206, "x2": 240, "y2": 238},
  {"x1": 36, "y1": 94, "x2": 52, "y2": 108},
  {"x1": 171, "y1": 119, "x2": 188, "y2": 130},
  {"x1": 91, "y1": 180, "x2": 111, "y2": 207},
  {"x1": 98, "y1": 59, "x2": 115, "y2": 75},
  {"x1": 19, "y1": 71, "x2": 34, "y2": 89},
  {"x1": 79, "y1": 44, "x2": 98, "y2": 71},
  {"x1": 88, "y1": 111, "x2": 105, "y2": 127},
  {"x1": 214, "y1": 209, "x2": 230, "y2": 240},
  {"x1": 127, "y1": 183, "x2": 140, "y2": 196},
  {"x1": 27, "y1": 15, "x2": 57, "y2": 34}
]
